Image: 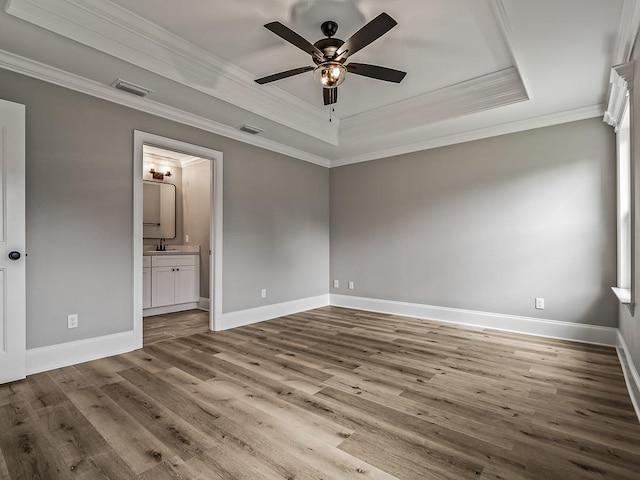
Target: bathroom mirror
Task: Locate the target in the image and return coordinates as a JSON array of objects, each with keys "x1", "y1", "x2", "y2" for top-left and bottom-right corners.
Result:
[{"x1": 143, "y1": 181, "x2": 176, "y2": 239}]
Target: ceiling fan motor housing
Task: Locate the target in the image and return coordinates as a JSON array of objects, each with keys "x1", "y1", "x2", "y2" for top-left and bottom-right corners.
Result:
[{"x1": 313, "y1": 37, "x2": 346, "y2": 64}]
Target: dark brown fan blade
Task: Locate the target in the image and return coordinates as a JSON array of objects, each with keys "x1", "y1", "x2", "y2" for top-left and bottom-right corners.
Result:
[
  {"x1": 335, "y1": 12, "x2": 397, "y2": 59},
  {"x1": 323, "y1": 88, "x2": 338, "y2": 105},
  {"x1": 265, "y1": 22, "x2": 324, "y2": 59},
  {"x1": 255, "y1": 66, "x2": 314, "y2": 84},
  {"x1": 346, "y1": 63, "x2": 406, "y2": 83}
]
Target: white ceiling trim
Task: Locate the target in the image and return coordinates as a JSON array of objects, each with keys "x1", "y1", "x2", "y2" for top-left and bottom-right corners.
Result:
[
  {"x1": 341, "y1": 67, "x2": 528, "y2": 140},
  {"x1": 0, "y1": 47, "x2": 608, "y2": 170},
  {"x1": 0, "y1": 48, "x2": 332, "y2": 167},
  {"x1": 143, "y1": 154, "x2": 181, "y2": 169},
  {"x1": 612, "y1": 0, "x2": 640, "y2": 64},
  {"x1": 3, "y1": 0, "x2": 340, "y2": 145},
  {"x1": 144, "y1": 153, "x2": 208, "y2": 169},
  {"x1": 604, "y1": 62, "x2": 634, "y2": 130},
  {"x1": 332, "y1": 104, "x2": 605, "y2": 168},
  {"x1": 489, "y1": 0, "x2": 533, "y2": 100}
]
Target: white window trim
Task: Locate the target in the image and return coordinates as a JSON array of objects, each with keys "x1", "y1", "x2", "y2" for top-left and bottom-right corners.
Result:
[{"x1": 605, "y1": 62, "x2": 635, "y2": 313}]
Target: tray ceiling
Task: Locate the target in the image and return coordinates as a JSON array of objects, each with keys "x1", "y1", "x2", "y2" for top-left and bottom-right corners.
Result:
[{"x1": 0, "y1": 0, "x2": 634, "y2": 166}]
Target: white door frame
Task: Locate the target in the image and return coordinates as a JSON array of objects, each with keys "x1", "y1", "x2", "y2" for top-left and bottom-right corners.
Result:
[
  {"x1": 0, "y1": 99, "x2": 26, "y2": 383},
  {"x1": 133, "y1": 131, "x2": 223, "y2": 348}
]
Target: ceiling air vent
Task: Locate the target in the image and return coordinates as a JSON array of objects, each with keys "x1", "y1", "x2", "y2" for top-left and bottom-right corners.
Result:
[
  {"x1": 112, "y1": 79, "x2": 152, "y2": 97},
  {"x1": 239, "y1": 124, "x2": 264, "y2": 135}
]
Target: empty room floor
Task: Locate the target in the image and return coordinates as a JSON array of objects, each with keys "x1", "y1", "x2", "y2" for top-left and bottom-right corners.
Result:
[
  {"x1": 0, "y1": 306, "x2": 639, "y2": 479},
  {"x1": 143, "y1": 309, "x2": 210, "y2": 345}
]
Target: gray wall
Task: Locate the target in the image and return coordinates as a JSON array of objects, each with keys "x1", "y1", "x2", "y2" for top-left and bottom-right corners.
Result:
[
  {"x1": 619, "y1": 37, "x2": 640, "y2": 369},
  {"x1": 0, "y1": 68, "x2": 330, "y2": 349},
  {"x1": 331, "y1": 118, "x2": 617, "y2": 327},
  {"x1": 183, "y1": 161, "x2": 211, "y2": 299}
]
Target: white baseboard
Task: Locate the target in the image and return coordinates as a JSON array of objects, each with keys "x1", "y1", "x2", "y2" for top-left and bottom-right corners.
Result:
[
  {"x1": 26, "y1": 330, "x2": 136, "y2": 375},
  {"x1": 220, "y1": 294, "x2": 330, "y2": 331},
  {"x1": 330, "y1": 295, "x2": 617, "y2": 346},
  {"x1": 617, "y1": 330, "x2": 640, "y2": 422},
  {"x1": 142, "y1": 302, "x2": 199, "y2": 317},
  {"x1": 198, "y1": 297, "x2": 210, "y2": 311}
]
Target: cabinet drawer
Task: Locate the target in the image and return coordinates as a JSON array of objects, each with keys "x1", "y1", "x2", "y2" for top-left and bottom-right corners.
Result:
[
  {"x1": 142, "y1": 256, "x2": 151, "y2": 268},
  {"x1": 151, "y1": 254, "x2": 197, "y2": 267}
]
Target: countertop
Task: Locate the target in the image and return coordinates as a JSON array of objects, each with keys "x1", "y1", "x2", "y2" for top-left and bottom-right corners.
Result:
[{"x1": 143, "y1": 245, "x2": 200, "y2": 256}]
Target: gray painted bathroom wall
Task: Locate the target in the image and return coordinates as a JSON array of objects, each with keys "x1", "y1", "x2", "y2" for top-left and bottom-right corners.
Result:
[{"x1": 182, "y1": 160, "x2": 212, "y2": 299}]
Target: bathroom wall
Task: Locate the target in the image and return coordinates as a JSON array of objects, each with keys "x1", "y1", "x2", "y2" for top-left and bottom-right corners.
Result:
[{"x1": 182, "y1": 160, "x2": 212, "y2": 299}]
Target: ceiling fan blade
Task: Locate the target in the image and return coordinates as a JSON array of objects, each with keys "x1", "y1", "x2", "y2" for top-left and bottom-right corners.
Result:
[
  {"x1": 255, "y1": 66, "x2": 314, "y2": 84},
  {"x1": 346, "y1": 63, "x2": 406, "y2": 83},
  {"x1": 265, "y1": 21, "x2": 324, "y2": 59},
  {"x1": 335, "y1": 12, "x2": 397, "y2": 59},
  {"x1": 323, "y1": 88, "x2": 338, "y2": 105}
]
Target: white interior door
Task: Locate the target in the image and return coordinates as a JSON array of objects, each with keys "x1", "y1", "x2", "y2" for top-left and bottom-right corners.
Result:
[{"x1": 0, "y1": 99, "x2": 26, "y2": 384}]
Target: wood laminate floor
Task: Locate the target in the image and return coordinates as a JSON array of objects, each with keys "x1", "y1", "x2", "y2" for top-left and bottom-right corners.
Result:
[
  {"x1": 143, "y1": 310, "x2": 209, "y2": 345},
  {"x1": 1, "y1": 306, "x2": 639, "y2": 479}
]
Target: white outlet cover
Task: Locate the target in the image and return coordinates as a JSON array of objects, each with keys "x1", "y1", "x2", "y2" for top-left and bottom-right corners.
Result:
[
  {"x1": 333, "y1": 280, "x2": 339, "y2": 288},
  {"x1": 261, "y1": 289, "x2": 267, "y2": 298},
  {"x1": 535, "y1": 298, "x2": 545, "y2": 309},
  {"x1": 67, "y1": 313, "x2": 78, "y2": 328},
  {"x1": 348, "y1": 281, "x2": 354, "y2": 290}
]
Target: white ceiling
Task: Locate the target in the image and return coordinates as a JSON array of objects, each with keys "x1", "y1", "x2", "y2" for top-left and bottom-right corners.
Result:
[{"x1": 0, "y1": 0, "x2": 635, "y2": 166}]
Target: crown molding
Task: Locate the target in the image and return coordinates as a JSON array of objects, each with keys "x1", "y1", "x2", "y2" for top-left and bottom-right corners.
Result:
[
  {"x1": 0, "y1": 47, "x2": 606, "y2": 170},
  {"x1": 143, "y1": 154, "x2": 181, "y2": 169},
  {"x1": 340, "y1": 67, "x2": 528, "y2": 141},
  {"x1": 489, "y1": 0, "x2": 533, "y2": 100},
  {"x1": 0, "y1": 49, "x2": 332, "y2": 167},
  {"x1": 613, "y1": 0, "x2": 640, "y2": 64},
  {"x1": 604, "y1": 62, "x2": 634, "y2": 130},
  {"x1": 331, "y1": 104, "x2": 604, "y2": 167},
  {"x1": 3, "y1": 0, "x2": 340, "y2": 145}
]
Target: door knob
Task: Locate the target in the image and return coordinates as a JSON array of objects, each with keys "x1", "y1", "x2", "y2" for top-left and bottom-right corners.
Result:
[{"x1": 8, "y1": 251, "x2": 21, "y2": 261}]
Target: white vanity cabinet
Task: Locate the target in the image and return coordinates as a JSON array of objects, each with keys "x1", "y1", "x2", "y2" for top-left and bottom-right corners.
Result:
[{"x1": 145, "y1": 254, "x2": 200, "y2": 311}]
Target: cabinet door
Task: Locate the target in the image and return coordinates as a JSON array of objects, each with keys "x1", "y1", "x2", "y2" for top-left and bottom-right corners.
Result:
[
  {"x1": 143, "y1": 267, "x2": 152, "y2": 309},
  {"x1": 174, "y1": 265, "x2": 199, "y2": 304},
  {"x1": 152, "y1": 266, "x2": 175, "y2": 307}
]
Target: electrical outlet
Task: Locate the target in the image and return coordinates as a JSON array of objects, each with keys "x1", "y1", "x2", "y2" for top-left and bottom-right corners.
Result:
[
  {"x1": 348, "y1": 281, "x2": 354, "y2": 290},
  {"x1": 67, "y1": 313, "x2": 78, "y2": 329},
  {"x1": 185, "y1": 234, "x2": 189, "y2": 243},
  {"x1": 535, "y1": 298, "x2": 545, "y2": 310},
  {"x1": 261, "y1": 288, "x2": 267, "y2": 299},
  {"x1": 333, "y1": 280, "x2": 339, "y2": 289}
]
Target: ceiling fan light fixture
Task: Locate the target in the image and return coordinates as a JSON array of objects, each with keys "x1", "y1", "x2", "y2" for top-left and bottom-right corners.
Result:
[{"x1": 313, "y1": 61, "x2": 346, "y2": 88}]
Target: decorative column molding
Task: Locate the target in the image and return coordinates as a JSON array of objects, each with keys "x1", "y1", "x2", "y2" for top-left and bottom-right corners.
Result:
[{"x1": 605, "y1": 62, "x2": 635, "y2": 131}]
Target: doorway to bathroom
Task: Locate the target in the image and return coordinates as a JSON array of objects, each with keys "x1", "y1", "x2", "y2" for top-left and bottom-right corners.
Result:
[{"x1": 132, "y1": 131, "x2": 223, "y2": 349}]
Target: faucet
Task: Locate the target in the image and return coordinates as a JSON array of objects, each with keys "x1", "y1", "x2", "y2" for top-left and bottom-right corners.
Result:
[{"x1": 157, "y1": 238, "x2": 166, "y2": 251}]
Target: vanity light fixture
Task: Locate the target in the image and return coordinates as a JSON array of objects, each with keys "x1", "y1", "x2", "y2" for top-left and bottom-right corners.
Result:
[{"x1": 149, "y1": 167, "x2": 172, "y2": 180}]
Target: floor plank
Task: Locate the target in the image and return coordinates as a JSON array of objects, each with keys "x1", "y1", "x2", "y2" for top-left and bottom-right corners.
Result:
[{"x1": 0, "y1": 306, "x2": 639, "y2": 479}]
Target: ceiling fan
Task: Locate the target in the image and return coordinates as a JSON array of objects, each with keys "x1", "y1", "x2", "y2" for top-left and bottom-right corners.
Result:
[{"x1": 255, "y1": 12, "x2": 407, "y2": 106}]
